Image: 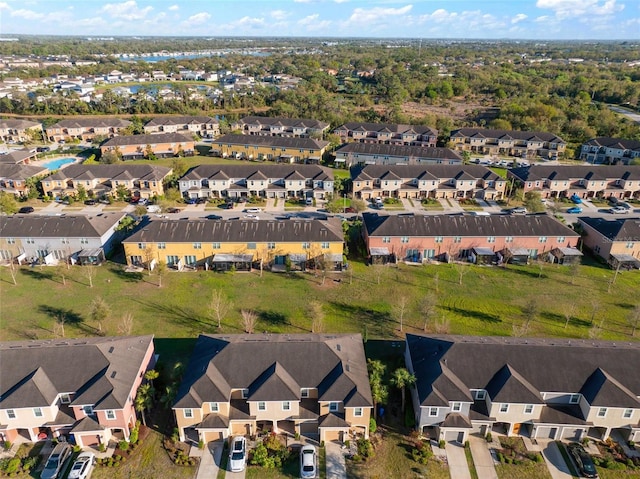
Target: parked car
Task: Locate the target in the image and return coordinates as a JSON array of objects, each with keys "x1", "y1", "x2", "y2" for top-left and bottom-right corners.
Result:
[
  {"x1": 566, "y1": 207, "x2": 583, "y2": 214},
  {"x1": 18, "y1": 206, "x2": 34, "y2": 214},
  {"x1": 608, "y1": 206, "x2": 629, "y2": 214},
  {"x1": 245, "y1": 207, "x2": 262, "y2": 213},
  {"x1": 196, "y1": 197, "x2": 207, "y2": 204},
  {"x1": 300, "y1": 445, "x2": 317, "y2": 478},
  {"x1": 244, "y1": 214, "x2": 259, "y2": 220},
  {"x1": 511, "y1": 207, "x2": 527, "y2": 214},
  {"x1": 229, "y1": 436, "x2": 246, "y2": 473},
  {"x1": 570, "y1": 194, "x2": 583, "y2": 204},
  {"x1": 68, "y1": 452, "x2": 96, "y2": 479},
  {"x1": 84, "y1": 199, "x2": 96, "y2": 206},
  {"x1": 147, "y1": 205, "x2": 161, "y2": 213},
  {"x1": 167, "y1": 207, "x2": 182, "y2": 214},
  {"x1": 223, "y1": 202, "x2": 234, "y2": 209},
  {"x1": 567, "y1": 443, "x2": 598, "y2": 478},
  {"x1": 41, "y1": 442, "x2": 72, "y2": 479},
  {"x1": 137, "y1": 198, "x2": 148, "y2": 206},
  {"x1": 345, "y1": 207, "x2": 356, "y2": 213},
  {"x1": 305, "y1": 197, "x2": 314, "y2": 206},
  {"x1": 185, "y1": 198, "x2": 197, "y2": 205}
]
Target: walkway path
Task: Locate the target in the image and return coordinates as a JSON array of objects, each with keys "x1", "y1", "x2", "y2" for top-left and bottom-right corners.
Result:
[
  {"x1": 445, "y1": 442, "x2": 472, "y2": 479},
  {"x1": 469, "y1": 435, "x2": 498, "y2": 479}
]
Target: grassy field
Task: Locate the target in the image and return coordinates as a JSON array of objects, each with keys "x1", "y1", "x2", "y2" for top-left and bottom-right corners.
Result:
[
  {"x1": 596, "y1": 468, "x2": 640, "y2": 478},
  {"x1": 495, "y1": 462, "x2": 552, "y2": 479},
  {"x1": 1, "y1": 258, "x2": 639, "y2": 342}
]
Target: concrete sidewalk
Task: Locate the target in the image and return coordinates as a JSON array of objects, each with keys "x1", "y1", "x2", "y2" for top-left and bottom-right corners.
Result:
[
  {"x1": 445, "y1": 442, "x2": 471, "y2": 479},
  {"x1": 195, "y1": 441, "x2": 223, "y2": 479},
  {"x1": 325, "y1": 441, "x2": 347, "y2": 479},
  {"x1": 539, "y1": 440, "x2": 574, "y2": 479},
  {"x1": 469, "y1": 436, "x2": 498, "y2": 479}
]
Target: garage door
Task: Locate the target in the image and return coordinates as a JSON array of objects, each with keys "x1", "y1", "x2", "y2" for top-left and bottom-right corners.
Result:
[
  {"x1": 443, "y1": 430, "x2": 464, "y2": 443},
  {"x1": 231, "y1": 423, "x2": 251, "y2": 435},
  {"x1": 561, "y1": 428, "x2": 583, "y2": 441},
  {"x1": 299, "y1": 422, "x2": 318, "y2": 434},
  {"x1": 202, "y1": 431, "x2": 224, "y2": 443},
  {"x1": 323, "y1": 430, "x2": 342, "y2": 443},
  {"x1": 536, "y1": 427, "x2": 557, "y2": 439}
]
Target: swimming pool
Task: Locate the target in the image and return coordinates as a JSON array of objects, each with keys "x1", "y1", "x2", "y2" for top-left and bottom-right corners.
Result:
[{"x1": 42, "y1": 157, "x2": 76, "y2": 170}]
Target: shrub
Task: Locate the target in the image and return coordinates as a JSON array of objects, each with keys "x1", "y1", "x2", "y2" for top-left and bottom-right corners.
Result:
[
  {"x1": 497, "y1": 452, "x2": 505, "y2": 463},
  {"x1": 3, "y1": 441, "x2": 11, "y2": 451},
  {"x1": 369, "y1": 418, "x2": 377, "y2": 435},
  {"x1": 3, "y1": 458, "x2": 20, "y2": 474},
  {"x1": 129, "y1": 425, "x2": 139, "y2": 444},
  {"x1": 198, "y1": 440, "x2": 204, "y2": 450},
  {"x1": 118, "y1": 440, "x2": 129, "y2": 451},
  {"x1": 485, "y1": 432, "x2": 492, "y2": 442},
  {"x1": 356, "y1": 439, "x2": 374, "y2": 460},
  {"x1": 438, "y1": 439, "x2": 446, "y2": 449},
  {"x1": 73, "y1": 445, "x2": 81, "y2": 453},
  {"x1": 98, "y1": 443, "x2": 106, "y2": 453}
]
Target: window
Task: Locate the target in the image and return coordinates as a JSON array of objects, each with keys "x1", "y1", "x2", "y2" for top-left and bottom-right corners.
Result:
[
  {"x1": 61, "y1": 238, "x2": 70, "y2": 244},
  {"x1": 382, "y1": 237, "x2": 390, "y2": 243},
  {"x1": 557, "y1": 236, "x2": 565, "y2": 243},
  {"x1": 329, "y1": 402, "x2": 339, "y2": 412},
  {"x1": 539, "y1": 236, "x2": 547, "y2": 243},
  {"x1": 166, "y1": 255, "x2": 179, "y2": 265},
  {"x1": 7, "y1": 238, "x2": 15, "y2": 244},
  {"x1": 83, "y1": 405, "x2": 94, "y2": 416},
  {"x1": 258, "y1": 402, "x2": 266, "y2": 411},
  {"x1": 435, "y1": 236, "x2": 443, "y2": 243},
  {"x1": 302, "y1": 242, "x2": 310, "y2": 249},
  {"x1": 138, "y1": 243, "x2": 146, "y2": 250},
  {"x1": 597, "y1": 407, "x2": 607, "y2": 418},
  {"x1": 184, "y1": 255, "x2": 197, "y2": 266},
  {"x1": 475, "y1": 390, "x2": 486, "y2": 400},
  {"x1": 184, "y1": 409, "x2": 193, "y2": 418},
  {"x1": 268, "y1": 242, "x2": 276, "y2": 250},
  {"x1": 499, "y1": 404, "x2": 509, "y2": 413},
  {"x1": 451, "y1": 402, "x2": 462, "y2": 412},
  {"x1": 505, "y1": 236, "x2": 513, "y2": 243},
  {"x1": 453, "y1": 236, "x2": 461, "y2": 243},
  {"x1": 401, "y1": 236, "x2": 409, "y2": 243},
  {"x1": 282, "y1": 401, "x2": 291, "y2": 411},
  {"x1": 7, "y1": 409, "x2": 15, "y2": 419},
  {"x1": 212, "y1": 242, "x2": 220, "y2": 249},
  {"x1": 354, "y1": 407, "x2": 363, "y2": 417},
  {"x1": 106, "y1": 410, "x2": 116, "y2": 420},
  {"x1": 569, "y1": 394, "x2": 580, "y2": 404},
  {"x1": 60, "y1": 393, "x2": 71, "y2": 404},
  {"x1": 193, "y1": 242, "x2": 202, "y2": 249},
  {"x1": 321, "y1": 242, "x2": 330, "y2": 249},
  {"x1": 627, "y1": 242, "x2": 635, "y2": 249},
  {"x1": 34, "y1": 407, "x2": 43, "y2": 418},
  {"x1": 210, "y1": 402, "x2": 219, "y2": 412},
  {"x1": 158, "y1": 242, "x2": 166, "y2": 249},
  {"x1": 247, "y1": 242, "x2": 256, "y2": 250},
  {"x1": 524, "y1": 404, "x2": 534, "y2": 414},
  {"x1": 80, "y1": 238, "x2": 88, "y2": 245},
  {"x1": 242, "y1": 389, "x2": 249, "y2": 399},
  {"x1": 623, "y1": 409, "x2": 633, "y2": 419},
  {"x1": 26, "y1": 238, "x2": 34, "y2": 244},
  {"x1": 487, "y1": 236, "x2": 496, "y2": 243},
  {"x1": 301, "y1": 388, "x2": 310, "y2": 398},
  {"x1": 429, "y1": 407, "x2": 438, "y2": 417}
]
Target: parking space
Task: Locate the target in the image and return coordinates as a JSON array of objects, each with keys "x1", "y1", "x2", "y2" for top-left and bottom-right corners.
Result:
[
  {"x1": 325, "y1": 441, "x2": 347, "y2": 479},
  {"x1": 538, "y1": 440, "x2": 574, "y2": 479},
  {"x1": 445, "y1": 442, "x2": 472, "y2": 479},
  {"x1": 195, "y1": 441, "x2": 223, "y2": 479},
  {"x1": 468, "y1": 435, "x2": 498, "y2": 479}
]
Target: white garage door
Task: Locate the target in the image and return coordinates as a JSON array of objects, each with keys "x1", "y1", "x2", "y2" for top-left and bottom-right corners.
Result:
[
  {"x1": 536, "y1": 427, "x2": 558, "y2": 439},
  {"x1": 561, "y1": 428, "x2": 583, "y2": 441},
  {"x1": 444, "y1": 430, "x2": 465, "y2": 443}
]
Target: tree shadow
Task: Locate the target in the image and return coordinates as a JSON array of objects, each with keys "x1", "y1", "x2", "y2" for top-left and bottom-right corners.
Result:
[
  {"x1": 443, "y1": 306, "x2": 502, "y2": 323},
  {"x1": 329, "y1": 301, "x2": 393, "y2": 337},
  {"x1": 502, "y1": 267, "x2": 542, "y2": 280},
  {"x1": 108, "y1": 265, "x2": 144, "y2": 283},
  {"x1": 38, "y1": 305, "x2": 83, "y2": 324},
  {"x1": 20, "y1": 268, "x2": 54, "y2": 281},
  {"x1": 131, "y1": 298, "x2": 210, "y2": 332}
]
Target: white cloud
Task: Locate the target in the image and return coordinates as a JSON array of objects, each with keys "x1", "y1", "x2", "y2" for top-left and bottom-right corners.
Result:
[
  {"x1": 168, "y1": 4, "x2": 179, "y2": 11},
  {"x1": 346, "y1": 4, "x2": 413, "y2": 26},
  {"x1": 271, "y1": 9, "x2": 289, "y2": 20},
  {"x1": 187, "y1": 12, "x2": 211, "y2": 24},
  {"x1": 536, "y1": 0, "x2": 623, "y2": 19},
  {"x1": 334, "y1": 0, "x2": 349, "y2": 3},
  {"x1": 293, "y1": 0, "x2": 312, "y2": 3},
  {"x1": 0, "y1": 2, "x2": 10, "y2": 10},
  {"x1": 10, "y1": 8, "x2": 43, "y2": 19},
  {"x1": 512, "y1": 13, "x2": 528, "y2": 24},
  {"x1": 99, "y1": 1, "x2": 153, "y2": 21},
  {"x1": 298, "y1": 13, "x2": 332, "y2": 30}
]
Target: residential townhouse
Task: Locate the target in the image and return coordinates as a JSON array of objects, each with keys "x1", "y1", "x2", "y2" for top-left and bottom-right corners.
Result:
[
  {"x1": 0, "y1": 149, "x2": 39, "y2": 165},
  {"x1": 0, "y1": 119, "x2": 43, "y2": 143},
  {"x1": 212, "y1": 134, "x2": 330, "y2": 163},
  {"x1": 334, "y1": 122, "x2": 438, "y2": 147},
  {"x1": 231, "y1": 116, "x2": 330, "y2": 138},
  {"x1": 173, "y1": 334, "x2": 373, "y2": 444},
  {"x1": 0, "y1": 212, "x2": 126, "y2": 265},
  {"x1": 0, "y1": 164, "x2": 47, "y2": 197},
  {"x1": 42, "y1": 164, "x2": 172, "y2": 200},
  {"x1": 405, "y1": 334, "x2": 640, "y2": 444},
  {"x1": 100, "y1": 132, "x2": 195, "y2": 160},
  {"x1": 450, "y1": 128, "x2": 566, "y2": 160},
  {"x1": 0, "y1": 336, "x2": 155, "y2": 447},
  {"x1": 334, "y1": 143, "x2": 462, "y2": 168},
  {"x1": 578, "y1": 217, "x2": 640, "y2": 269},
  {"x1": 179, "y1": 164, "x2": 334, "y2": 200},
  {"x1": 45, "y1": 118, "x2": 132, "y2": 143},
  {"x1": 580, "y1": 137, "x2": 640, "y2": 165},
  {"x1": 143, "y1": 116, "x2": 220, "y2": 138},
  {"x1": 509, "y1": 165, "x2": 640, "y2": 200},
  {"x1": 122, "y1": 217, "x2": 345, "y2": 272},
  {"x1": 362, "y1": 213, "x2": 580, "y2": 264},
  {"x1": 352, "y1": 165, "x2": 505, "y2": 200}
]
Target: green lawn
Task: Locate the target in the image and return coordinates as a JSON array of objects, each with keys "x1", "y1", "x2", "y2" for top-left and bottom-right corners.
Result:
[
  {"x1": 1, "y1": 259, "x2": 639, "y2": 342},
  {"x1": 496, "y1": 462, "x2": 552, "y2": 479},
  {"x1": 596, "y1": 468, "x2": 640, "y2": 478}
]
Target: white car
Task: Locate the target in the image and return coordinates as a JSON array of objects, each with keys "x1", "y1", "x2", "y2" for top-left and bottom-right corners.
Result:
[
  {"x1": 229, "y1": 436, "x2": 246, "y2": 472},
  {"x1": 68, "y1": 452, "x2": 95, "y2": 479},
  {"x1": 243, "y1": 214, "x2": 259, "y2": 220},
  {"x1": 608, "y1": 206, "x2": 629, "y2": 214},
  {"x1": 300, "y1": 445, "x2": 317, "y2": 478},
  {"x1": 245, "y1": 207, "x2": 262, "y2": 213}
]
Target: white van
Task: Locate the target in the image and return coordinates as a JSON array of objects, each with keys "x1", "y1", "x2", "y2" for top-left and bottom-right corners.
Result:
[
  {"x1": 471, "y1": 211, "x2": 490, "y2": 216},
  {"x1": 147, "y1": 205, "x2": 161, "y2": 213}
]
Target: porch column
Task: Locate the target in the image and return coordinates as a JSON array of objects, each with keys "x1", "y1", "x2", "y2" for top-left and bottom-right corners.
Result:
[{"x1": 272, "y1": 421, "x2": 278, "y2": 434}]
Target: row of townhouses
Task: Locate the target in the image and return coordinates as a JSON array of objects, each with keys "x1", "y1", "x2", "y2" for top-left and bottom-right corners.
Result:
[
  {"x1": 579, "y1": 137, "x2": 640, "y2": 165},
  {"x1": 2, "y1": 333, "x2": 638, "y2": 450},
  {"x1": 449, "y1": 128, "x2": 566, "y2": 160}
]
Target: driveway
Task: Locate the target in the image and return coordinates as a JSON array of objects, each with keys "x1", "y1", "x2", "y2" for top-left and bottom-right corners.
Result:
[
  {"x1": 445, "y1": 442, "x2": 471, "y2": 479},
  {"x1": 538, "y1": 440, "x2": 573, "y2": 479},
  {"x1": 325, "y1": 441, "x2": 347, "y2": 479},
  {"x1": 195, "y1": 440, "x2": 223, "y2": 479},
  {"x1": 468, "y1": 435, "x2": 498, "y2": 479}
]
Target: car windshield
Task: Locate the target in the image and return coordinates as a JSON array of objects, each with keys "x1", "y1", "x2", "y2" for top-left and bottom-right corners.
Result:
[
  {"x1": 44, "y1": 458, "x2": 58, "y2": 469},
  {"x1": 231, "y1": 451, "x2": 244, "y2": 460},
  {"x1": 303, "y1": 465, "x2": 314, "y2": 471},
  {"x1": 72, "y1": 461, "x2": 84, "y2": 470}
]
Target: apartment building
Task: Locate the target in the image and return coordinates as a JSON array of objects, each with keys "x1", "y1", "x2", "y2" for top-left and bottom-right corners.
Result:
[
  {"x1": 0, "y1": 119, "x2": 43, "y2": 143},
  {"x1": 352, "y1": 164, "x2": 505, "y2": 200},
  {"x1": 578, "y1": 217, "x2": 640, "y2": 269},
  {"x1": 143, "y1": 116, "x2": 220, "y2": 138},
  {"x1": 450, "y1": 128, "x2": 566, "y2": 160},
  {"x1": 46, "y1": 118, "x2": 132, "y2": 143},
  {"x1": 231, "y1": 116, "x2": 330, "y2": 138},
  {"x1": 212, "y1": 134, "x2": 329, "y2": 163},
  {"x1": 0, "y1": 164, "x2": 47, "y2": 197},
  {"x1": 580, "y1": 137, "x2": 640, "y2": 165},
  {"x1": 100, "y1": 132, "x2": 195, "y2": 160},
  {"x1": 334, "y1": 122, "x2": 438, "y2": 147}
]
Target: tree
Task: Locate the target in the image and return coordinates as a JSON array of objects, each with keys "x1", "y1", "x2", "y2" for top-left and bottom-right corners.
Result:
[
  {"x1": 210, "y1": 289, "x2": 232, "y2": 328},
  {"x1": 392, "y1": 295, "x2": 409, "y2": 332},
  {"x1": 628, "y1": 304, "x2": 640, "y2": 337},
  {"x1": 118, "y1": 312, "x2": 134, "y2": 335},
  {"x1": 84, "y1": 265, "x2": 96, "y2": 288},
  {"x1": 350, "y1": 198, "x2": 367, "y2": 216},
  {"x1": 144, "y1": 369, "x2": 159, "y2": 389},
  {"x1": 308, "y1": 300, "x2": 325, "y2": 333},
  {"x1": 563, "y1": 303, "x2": 576, "y2": 329},
  {"x1": 134, "y1": 383, "x2": 154, "y2": 427},
  {"x1": 155, "y1": 260, "x2": 167, "y2": 287},
  {"x1": 7, "y1": 260, "x2": 18, "y2": 285},
  {"x1": 241, "y1": 309, "x2": 258, "y2": 334},
  {"x1": 521, "y1": 299, "x2": 539, "y2": 332},
  {"x1": 134, "y1": 205, "x2": 148, "y2": 217},
  {"x1": 418, "y1": 293, "x2": 438, "y2": 332},
  {"x1": 76, "y1": 184, "x2": 88, "y2": 202},
  {"x1": 116, "y1": 215, "x2": 136, "y2": 232},
  {"x1": 100, "y1": 150, "x2": 120, "y2": 164},
  {"x1": 115, "y1": 184, "x2": 129, "y2": 202},
  {"x1": 371, "y1": 263, "x2": 387, "y2": 285},
  {"x1": 0, "y1": 191, "x2": 18, "y2": 215},
  {"x1": 453, "y1": 262, "x2": 471, "y2": 285},
  {"x1": 90, "y1": 296, "x2": 111, "y2": 334},
  {"x1": 53, "y1": 313, "x2": 66, "y2": 338},
  {"x1": 523, "y1": 191, "x2": 545, "y2": 213},
  {"x1": 367, "y1": 359, "x2": 388, "y2": 420},
  {"x1": 391, "y1": 368, "x2": 416, "y2": 413}
]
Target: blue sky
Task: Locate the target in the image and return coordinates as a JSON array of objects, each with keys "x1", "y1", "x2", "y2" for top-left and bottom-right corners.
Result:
[{"x1": 0, "y1": 0, "x2": 638, "y2": 40}]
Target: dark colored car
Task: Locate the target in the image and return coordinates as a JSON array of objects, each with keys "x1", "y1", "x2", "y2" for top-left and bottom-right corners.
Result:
[
  {"x1": 167, "y1": 207, "x2": 182, "y2": 214},
  {"x1": 84, "y1": 199, "x2": 96, "y2": 206},
  {"x1": 222, "y1": 202, "x2": 234, "y2": 209},
  {"x1": 567, "y1": 443, "x2": 598, "y2": 478},
  {"x1": 196, "y1": 197, "x2": 207, "y2": 204},
  {"x1": 185, "y1": 198, "x2": 197, "y2": 205},
  {"x1": 18, "y1": 206, "x2": 35, "y2": 213}
]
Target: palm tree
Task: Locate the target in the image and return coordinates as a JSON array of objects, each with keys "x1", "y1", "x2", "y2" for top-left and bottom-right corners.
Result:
[
  {"x1": 134, "y1": 383, "x2": 154, "y2": 427},
  {"x1": 391, "y1": 368, "x2": 416, "y2": 413},
  {"x1": 367, "y1": 359, "x2": 388, "y2": 420}
]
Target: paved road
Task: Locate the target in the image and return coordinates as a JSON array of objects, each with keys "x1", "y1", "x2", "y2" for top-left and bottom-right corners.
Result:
[
  {"x1": 469, "y1": 435, "x2": 498, "y2": 479},
  {"x1": 609, "y1": 105, "x2": 640, "y2": 125},
  {"x1": 325, "y1": 442, "x2": 347, "y2": 479},
  {"x1": 445, "y1": 442, "x2": 472, "y2": 479},
  {"x1": 539, "y1": 440, "x2": 574, "y2": 479}
]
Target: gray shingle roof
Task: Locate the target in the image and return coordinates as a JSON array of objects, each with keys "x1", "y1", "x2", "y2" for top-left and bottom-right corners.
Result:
[
  {"x1": 181, "y1": 164, "x2": 333, "y2": 182},
  {"x1": 102, "y1": 132, "x2": 192, "y2": 147},
  {"x1": 363, "y1": 213, "x2": 579, "y2": 239},
  {"x1": 123, "y1": 218, "x2": 344, "y2": 244},
  {"x1": 45, "y1": 164, "x2": 171, "y2": 182},
  {"x1": 336, "y1": 122, "x2": 437, "y2": 137},
  {"x1": 583, "y1": 137, "x2": 640, "y2": 151},
  {"x1": 0, "y1": 164, "x2": 47, "y2": 180},
  {"x1": 0, "y1": 149, "x2": 38, "y2": 165},
  {"x1": 0, "y1": 336, "x2": 154, "y2": 410},
  {"x1": 215, "y1": 134, "x2": 329, "y2": 150},
  {"x1": 144, "y1": 116, "x2": 218, "y2": 127},
  {"x1": 407, "y1": 334, "x2": 640, "y2": 408},
  {"x1": 510, "y1": 165, "x2": 640, "y2": 182},
  {"x1": 174, "y1": 334, "x2": 372, "y2": 409},
  {"x1": 0, "y1": 119, "x2": 41, "y2": 129},
  {"x1": 235, "y1": 116, "x2": 329, "y2": 130},
  {"x1": 579, "y1": 217, "x2": 640, "y2": 241},
  {"x1": 451, "y1": 128, "x2": 565, "y2": 143},
  {"x1": 48, "y1": 118, "x2": 131, "y2": 129},
  {"x1": 337, "y1": 143, "x2": 461, "y2": 161},
  {"x1": 0, "y1": 213, "x2": 126, "y2": 239},
  {"x1": 353, "y1": 164, "x2": 497, "y2": 181}
]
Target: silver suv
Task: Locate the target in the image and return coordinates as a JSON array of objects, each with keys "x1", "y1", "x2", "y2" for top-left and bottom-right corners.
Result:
[{"x1": 41, "y1": 442, "x2": 72, "y2": 479}]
